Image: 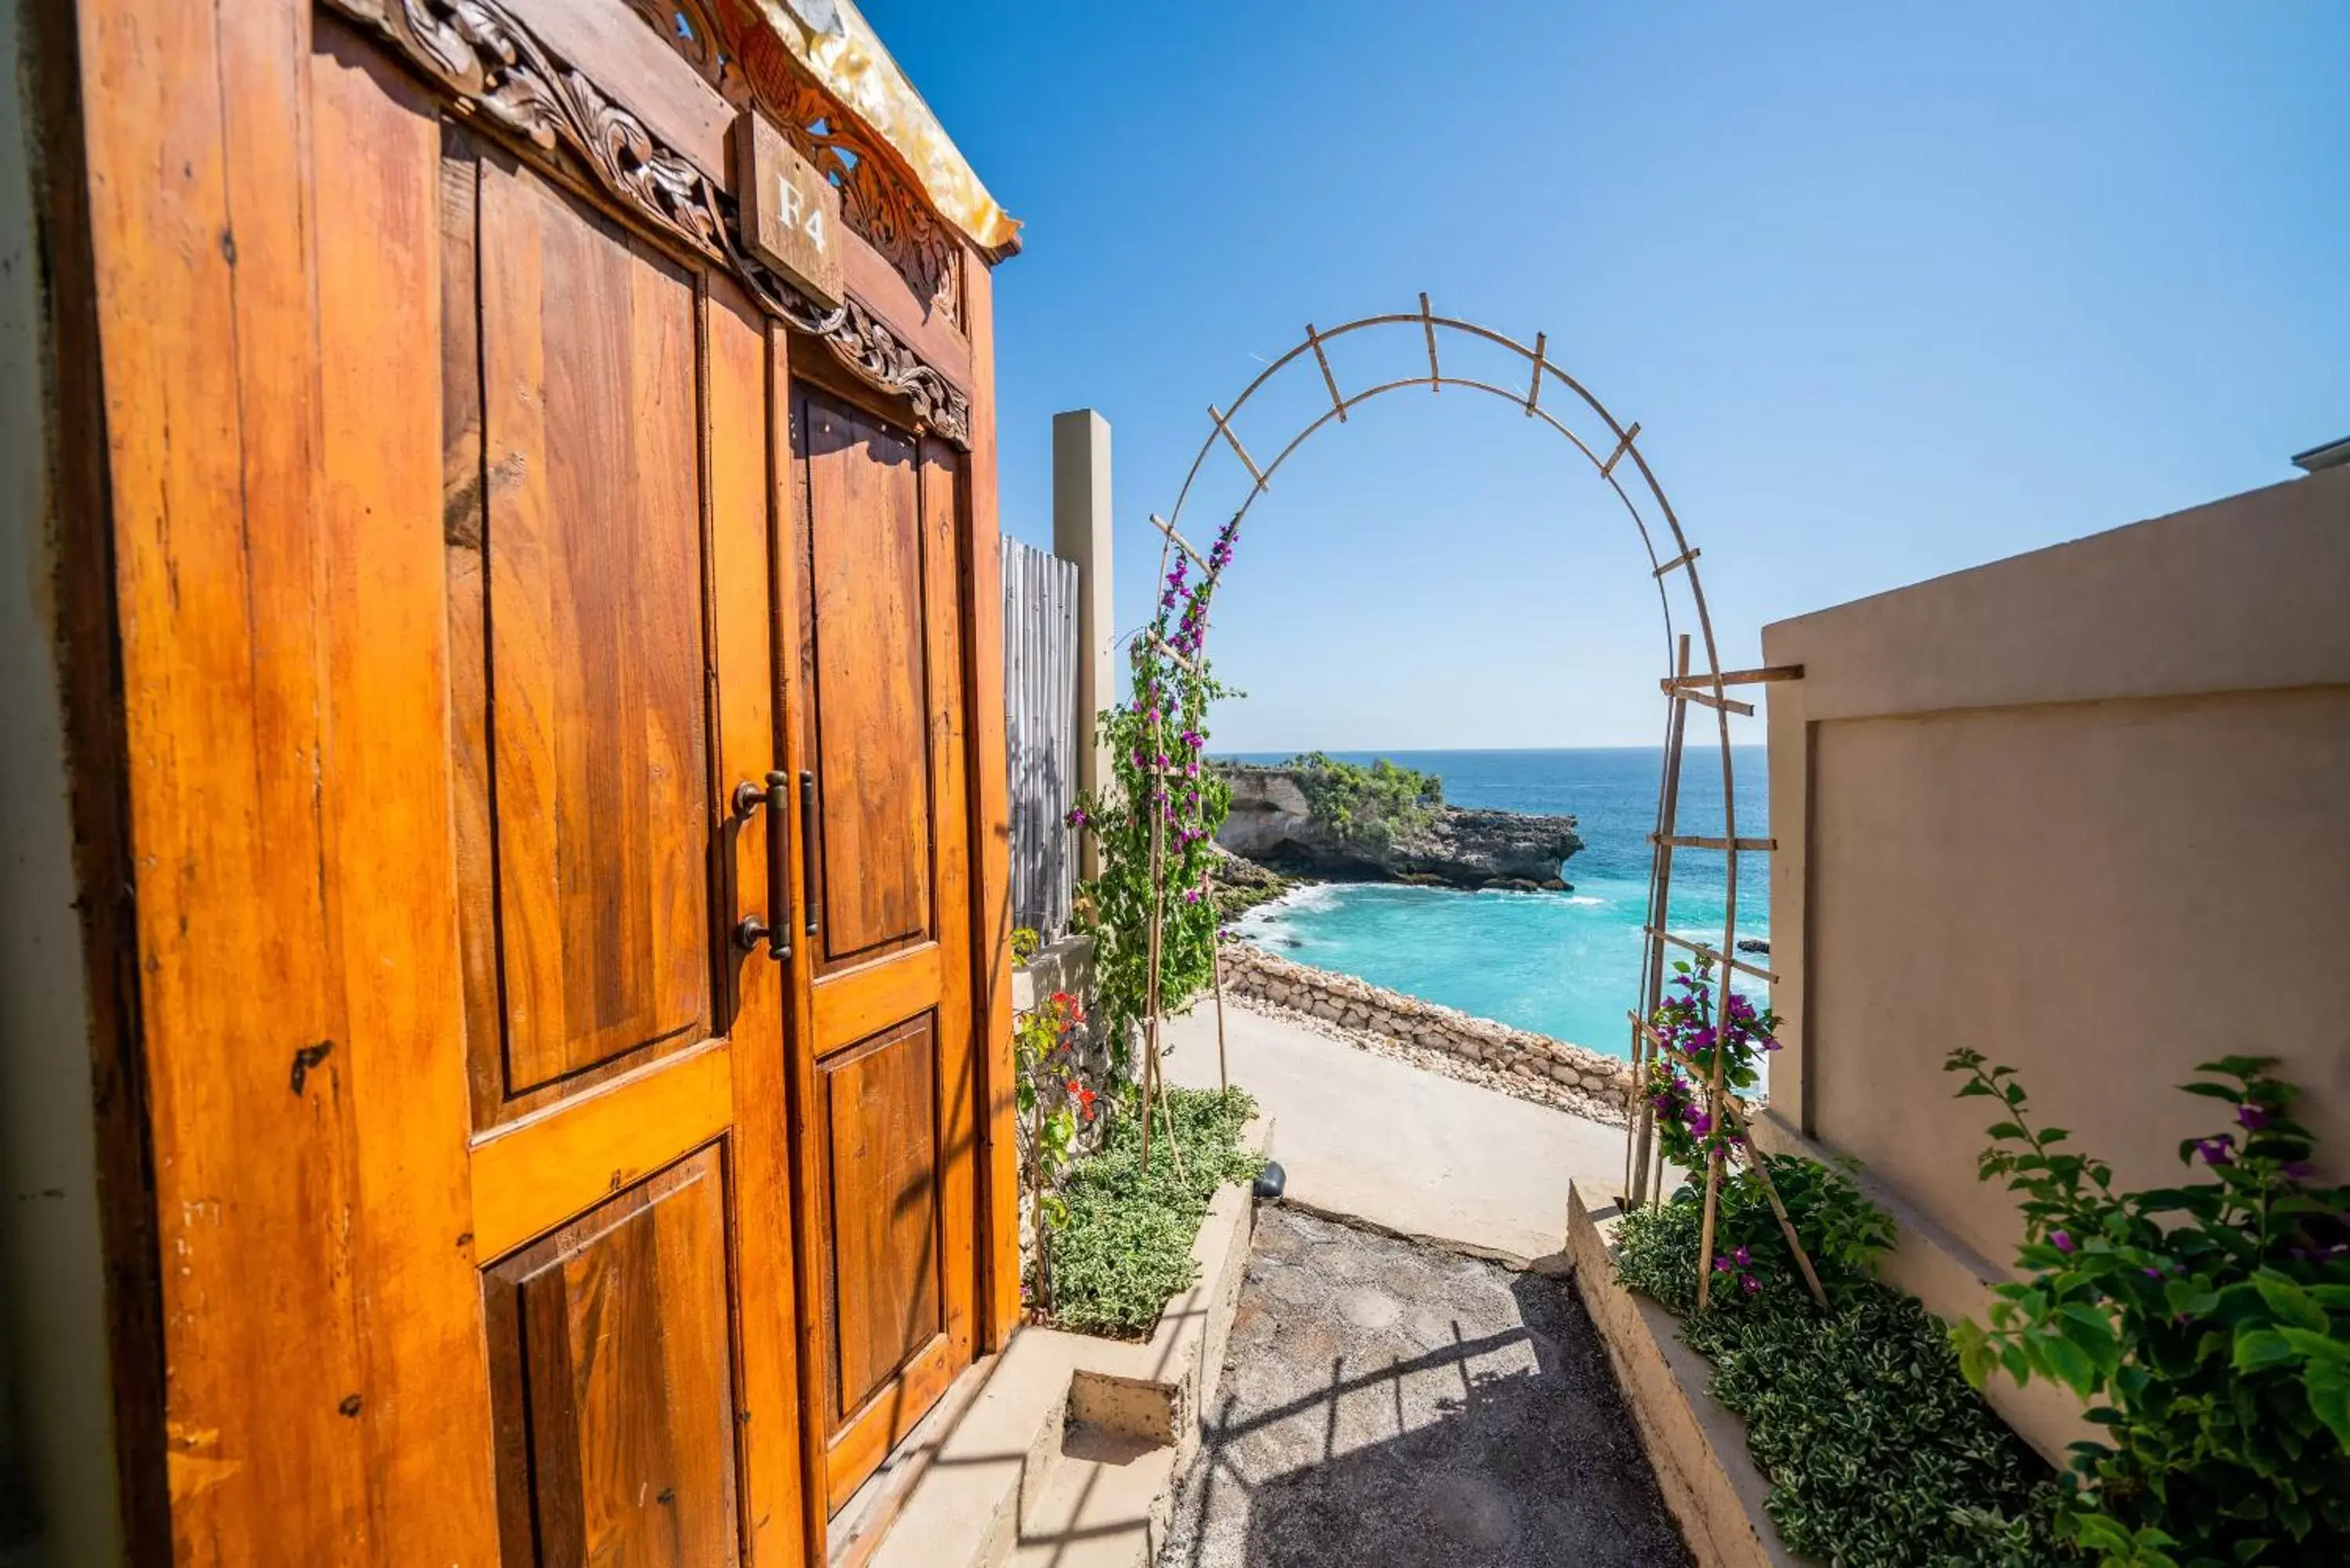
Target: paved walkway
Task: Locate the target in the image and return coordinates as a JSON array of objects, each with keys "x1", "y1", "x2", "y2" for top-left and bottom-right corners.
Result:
[
  {"x1": 1159, "y1": 1003, "x2": 1636, "y2": 1267},
  {"x1": 1160, "y1": 1204, "x2": 1691, "y2": 1567}
]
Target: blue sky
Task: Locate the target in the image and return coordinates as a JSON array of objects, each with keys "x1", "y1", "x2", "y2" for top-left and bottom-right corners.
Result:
[{"x1": 871, "y1": 2, "x2": 2349, "y2": 750}]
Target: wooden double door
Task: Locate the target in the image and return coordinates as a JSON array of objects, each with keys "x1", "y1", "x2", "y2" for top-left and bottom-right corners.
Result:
[
  {"x1": 445, "y1": 136, "x2": 986, "y2": 1552},
  {"x1": 64, "y1": 13, "x2": 1005, "y2": 1563}
]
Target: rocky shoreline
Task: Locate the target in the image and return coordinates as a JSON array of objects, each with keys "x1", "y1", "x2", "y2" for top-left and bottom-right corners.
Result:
[
  {"x1": 1217, "y1": 762, "x2": 1584, "y2": 892},
  {"x1": 1216, "y1": 942, "x2": 1636, "y2": 1124}
]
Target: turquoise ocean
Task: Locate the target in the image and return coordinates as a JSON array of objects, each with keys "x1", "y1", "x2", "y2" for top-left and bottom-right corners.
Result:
[{"x1": 1220, "y1": 747, "x2": 1768, "y2": 1058}]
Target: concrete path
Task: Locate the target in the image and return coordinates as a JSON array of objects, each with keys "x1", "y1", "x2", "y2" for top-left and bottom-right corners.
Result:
[
  {"x1": 1160, "y1": 1205, "x2": 1692, "y2": 1568},
  {"x1": 1158, "y1": 1004, "x2": 1636, "y2": 1269}
]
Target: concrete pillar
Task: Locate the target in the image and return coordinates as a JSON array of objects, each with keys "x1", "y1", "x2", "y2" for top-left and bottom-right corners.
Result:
[{"x1": 1052, "y1": 410, "x2": 1114, "y2": 880}]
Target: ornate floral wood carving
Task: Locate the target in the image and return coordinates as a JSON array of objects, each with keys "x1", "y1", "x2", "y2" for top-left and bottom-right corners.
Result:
[
  {"x1": 620, "y1": 0, "x2": 964, "y2": 328},
  {"x1": 326, "y1": 0, "x2": 970, "y2": 444}
]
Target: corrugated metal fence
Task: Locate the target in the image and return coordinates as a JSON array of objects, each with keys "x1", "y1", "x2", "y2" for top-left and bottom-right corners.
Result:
[{"x1": 1003, "y1": 535, "x2": 1080, "y2": 938}]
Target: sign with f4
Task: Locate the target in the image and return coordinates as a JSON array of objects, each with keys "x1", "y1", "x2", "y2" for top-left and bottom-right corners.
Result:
[{"x1": 734, "y1": 112, "x2": 845, "y2": 310}]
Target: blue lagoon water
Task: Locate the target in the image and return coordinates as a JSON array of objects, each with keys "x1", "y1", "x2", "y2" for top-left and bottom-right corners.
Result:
[{"x1": 1222, "y1": 748, "x2": 1767, "y2": 1058}]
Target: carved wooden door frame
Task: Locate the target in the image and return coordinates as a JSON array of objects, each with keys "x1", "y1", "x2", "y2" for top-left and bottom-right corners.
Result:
[{"x1": 30, "y1": 1, "x2": 1018, "y2": 1561}]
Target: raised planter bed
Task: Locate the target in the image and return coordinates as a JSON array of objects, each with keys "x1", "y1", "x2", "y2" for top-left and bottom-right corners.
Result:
[
  {"x1": 853, "y1": 1118, "x2": 1273, "y2": 1568},
  {"x1": 1569, "y1": 1180, "x2": 1817, "y2": 1568}
]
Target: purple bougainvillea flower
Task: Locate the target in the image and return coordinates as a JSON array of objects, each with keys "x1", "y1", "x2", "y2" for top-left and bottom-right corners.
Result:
[
  {"x1": 1065, "y1": 805, "x2": 1088, "y2": 827},
  {"x1": 2283, "y1": 1160, "x2": 2315, "y2": 1181},
  {"x1": 1183, "y1": 888, "x2": 1200, "y2": 904},
  {"x1": 2050, "y1": 1230, "x2": 2076, "y2": 1254},
  {"x1": 1732, "y1": 1246, "x2": 1752, "y2": 1267},
  {"x1": 2142, "y1": 1266, "x2": 2163, "y2": 1279},
  {"x1": 2196, "y1": 1137, "x2": 2235, "y2": 1167},
  {"x1": 1713, "y1": 1256, "x2": 1734, "y2": 1272},
  {"x1": 2236, "y1": 1104, "x2": 2271, "y2": 1131},
  {"x1": 1741, "y1": 1273, "x2": 1761, "y2": 1295}
]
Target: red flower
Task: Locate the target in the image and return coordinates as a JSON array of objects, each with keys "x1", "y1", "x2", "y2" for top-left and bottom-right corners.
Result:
[{"x1": 1066, "y1": 1080, "x2": 1099, "y2": 1121}]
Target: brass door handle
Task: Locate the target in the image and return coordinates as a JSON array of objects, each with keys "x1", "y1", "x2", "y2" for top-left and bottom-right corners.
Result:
[{"x1": 730, "y1": 771, "x2": 791, "y2": 963}]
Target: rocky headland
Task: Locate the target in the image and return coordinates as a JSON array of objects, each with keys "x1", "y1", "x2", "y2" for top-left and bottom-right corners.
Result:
[{"x1": 1214, "y1": 759, "x2": 1584, "y2": 892}]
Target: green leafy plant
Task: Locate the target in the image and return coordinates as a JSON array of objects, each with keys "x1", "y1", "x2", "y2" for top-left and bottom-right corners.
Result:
[
  {"x1": 1284, "y1": 751, "x2": 1444, "y2": 854},
  {"x1": 1615, "y1": 1160, "x2": 2061, "y2": 1566},
  {"x1": 1946, "y1": 1051, "x2": 2350, "y2": 1566},
  {"x1": 1068, "y1": 524, "x2": 1240, "y2": 1076},
  {"x1": 1045, "y1": 1086, "x2": 1264, "y2": 1338},
  {"x1": 1011, "y1": 926, "x2": 1042, "y2": 966}
]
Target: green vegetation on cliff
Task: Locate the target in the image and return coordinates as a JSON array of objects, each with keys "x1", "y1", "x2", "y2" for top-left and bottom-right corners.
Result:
[{"x1": 1285, "y1": 753, "x2": 1444, "y2": 855}]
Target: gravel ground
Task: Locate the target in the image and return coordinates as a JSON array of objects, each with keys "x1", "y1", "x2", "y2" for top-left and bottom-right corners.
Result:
[
  {"x1": 1218, "y1": 992, "x2": 1629, "y2": 1127},
  {"x1": 1159, "y1": 1205, "x2": 1691, "y2": 1568}
]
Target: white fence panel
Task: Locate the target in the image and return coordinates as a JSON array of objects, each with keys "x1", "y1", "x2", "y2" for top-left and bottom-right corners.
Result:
[{"x1": 1003, "y1": 535, "x2": 1080, "y2": 938}]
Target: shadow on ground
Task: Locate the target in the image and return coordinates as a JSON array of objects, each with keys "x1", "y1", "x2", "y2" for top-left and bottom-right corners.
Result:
[{"x1": 1160, "y1": 1204, "x2": 1690, "y2": 1568}]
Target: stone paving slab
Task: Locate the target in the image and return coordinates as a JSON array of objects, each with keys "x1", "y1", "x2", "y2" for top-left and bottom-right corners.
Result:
[{"x1": 1159, "y1": 1204, "x2": 1693, "y2": 1568}]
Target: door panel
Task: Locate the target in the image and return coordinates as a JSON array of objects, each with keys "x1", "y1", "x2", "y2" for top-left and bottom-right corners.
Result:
[
  {"x1": 801, "y1": 395, "x2": 935, "y2": 969},
  {"x1": 485, "y1": 1147, "x2": 742, "y2": 1568},
  {"x1": 786, "y1": 387, "x2": 981, "y2": 1512},
  {"x1": 820, "y1": 1015, "x2": 944, "y2": 1420},
  {"x1": 454, "y1": 147, "x2": 713, "y2": 1114}
]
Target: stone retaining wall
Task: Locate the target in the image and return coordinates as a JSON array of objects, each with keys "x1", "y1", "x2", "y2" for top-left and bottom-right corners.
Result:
[{"x1": 1218, "y1": 942, "x2": 1636, "y2": 1111}]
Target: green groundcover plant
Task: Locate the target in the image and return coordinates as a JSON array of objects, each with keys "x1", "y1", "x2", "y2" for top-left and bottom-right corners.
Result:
[
  {"x1": 1615, "y1": 1154, "x2": 2063, "y2": 1566},
  {"x1": 1946, "y1": 1051, "x2": 2350, "y2": 1568},
  {"x1": 1044, "y1": 1085, "x2": 1264, "y2": 1340}
]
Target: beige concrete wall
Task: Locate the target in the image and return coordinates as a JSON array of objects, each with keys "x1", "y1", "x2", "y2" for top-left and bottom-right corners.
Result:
[{"x1": 1762, "y1": 466, "x2": 2350, "y2": 1458}]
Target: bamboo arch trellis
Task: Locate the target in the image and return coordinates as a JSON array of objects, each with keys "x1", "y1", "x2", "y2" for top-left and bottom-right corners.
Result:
[{"x1": 1134, "y1": 295, "x2": 1822, "y2": 1311}]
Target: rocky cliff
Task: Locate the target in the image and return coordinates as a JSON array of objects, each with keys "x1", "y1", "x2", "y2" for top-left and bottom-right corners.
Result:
[{"x1": 1215, "y1": 763, "x2": 1584, "y2": 891}]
